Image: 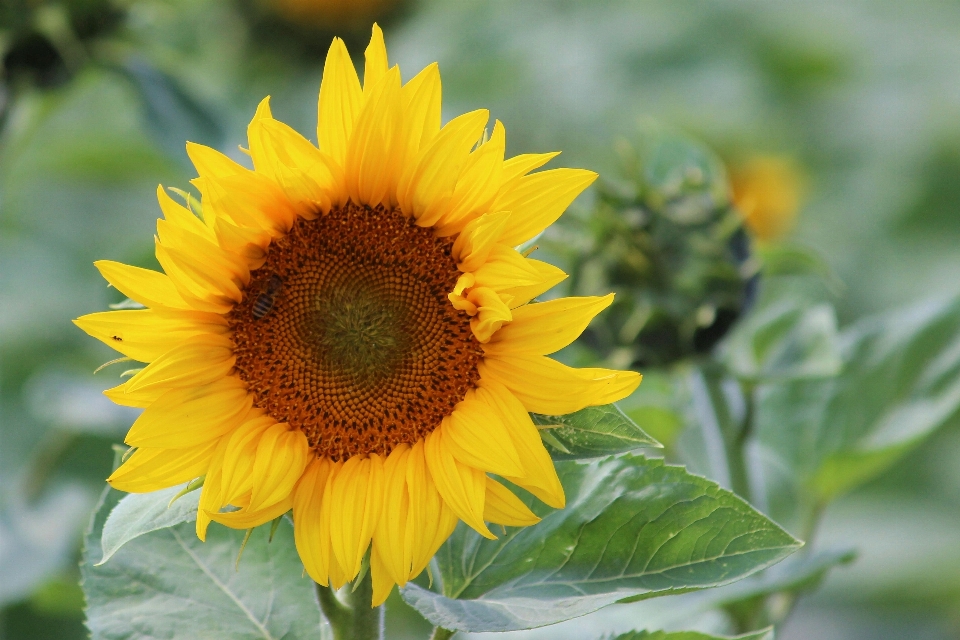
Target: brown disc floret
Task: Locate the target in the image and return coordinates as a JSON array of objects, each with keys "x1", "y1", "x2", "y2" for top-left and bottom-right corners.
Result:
[{"x1": 228, "y1": 203, "x2": 484, "y2": 461}]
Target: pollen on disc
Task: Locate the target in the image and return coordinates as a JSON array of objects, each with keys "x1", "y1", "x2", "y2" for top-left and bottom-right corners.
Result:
[{"x1": 228, "y1": 203, "x2": 484, "y2": 460}]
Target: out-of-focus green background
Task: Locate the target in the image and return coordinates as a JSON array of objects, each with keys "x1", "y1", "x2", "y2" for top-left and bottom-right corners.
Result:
[{"x1": 2, "y1": 1, "x2": 959, "y2": 638}]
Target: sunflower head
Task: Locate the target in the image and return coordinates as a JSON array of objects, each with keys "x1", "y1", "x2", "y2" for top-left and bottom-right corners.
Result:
[{"x1": 75, "y1": 25, "x2": 641, "y2": 606}]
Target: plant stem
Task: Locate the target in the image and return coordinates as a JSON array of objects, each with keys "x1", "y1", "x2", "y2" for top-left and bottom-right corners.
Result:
[
  {"x1": 315, "y1": 575, "x2": 383, "y2": 640},
  {"x1": 429, "y1": 627, "x2": 457, "y2": 640},
  {"x1": 726, "y1": 379, "x2": 757, "y2": 503}
]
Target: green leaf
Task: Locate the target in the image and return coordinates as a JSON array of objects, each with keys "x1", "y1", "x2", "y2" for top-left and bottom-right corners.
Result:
[
  {"x1": 720, "y1": 296, "x2": 841, "y2": 382},
  {"x1": 531, "y1": 404, "x2": 661, "y2": 459},
  {"x1": 98, "y1": 483, "x2": 200, "y2": 565},
  {"x1": 756, "y1": 296, "x2": 960, "y2": 511},
  {"x1": 711, "y1": 548, "x2": 855, "y2": 607},
  {"x1": 610, "y1": 629, "x2": 772, "y2": 640},
  {"x1": 82, "y1": 487, "x2": 326, "y2": 640},
  {"x1": 401, "y1": 455, "x2": 799, "y2": 632},
  {"x1": 756, "y1": 244, "x2": 843, "y2": 296}
]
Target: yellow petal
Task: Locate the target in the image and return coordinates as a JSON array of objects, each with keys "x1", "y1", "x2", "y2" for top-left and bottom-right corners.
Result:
[
  {"x1": 155, "y1": 240, "x2": 243, "y2": 306},
  {"x1": 399, "y1": 63, "x2": 441, "y2": 171},
  {"x1": 320, "y1": 462, "x2": 352, "y2": 589},
  {"x1": 186, "y1": 142, "x2": 297, "y2": 233},
  {"x1": 407, "y1": 440, "x2": 459, "y2": 577},
  {"x1": 484, "y1": 294, "x2": 614, "y2": 356},
  {"x1": 261, "y1": 119, "x2": 337, "y2": 214},
  {"x1": 192, "y1": 171, "x2": 295, "y2": 237},
  {"x1": 197, "y1": 436, "x2": 229, "y2": 541},
  {"x1": 94, "y1": 260, "x2": 190, "y2": 310},
  {"x1": 247, "y1": 98, "x2": 332, "y2": 215},
  {"x1": 254, "y1": 107, "x2": 334, "y2": 208},
  {"x1": 483, "y1": 477, "x2": 540, "y2": 527},
  {"x1": 246, "y1": 96, "x2": 275, "y2": 174},
  {"x1": 156, "y1": 214, "x2": 249, "y2": 287},
  {"x1": 479, "y1": 354, "x2": 641, "y2": 415},
  {"x1": 107, "y1": 440, "x2": 218, "y2": 493},
  {"x1": 501, "y1": 151, "x2": 560, "y2": 184},
  {"x1": 435, "y1": 120, "x2": 506, "y2": 235},
  {"x1": 248, "y1": 424, "x2": 310, "y2": 511},
  {"x1": 452, "y1": 210, "x2": 512, "y2": 272},
  {"x1": 363, "y1": 24, "x2": 388, "y2": 95},
  {"x1": 373, "y1": 444, "x2": 411, "y2": 586},
  {"x1": 330, "y1": 454, "x2": 383, "y2": 580},
  {"x1": 73, "y1": 309, "x2": 227, "y2": 363},
  {"x1": 318, "y1": 38, "x2": 362, "y2": 179},
  {"x1": 447, "y1": 272, "x2": 478, "y2": 314},
  {"x1": 472, "y1": 245, "x2": 568, "y2": 308},
  {"x1": 208, "y1": 494, "x2": 292, "y2": 530},
  {"x1": 444, "y1": 396, "x2": 523, "y2": 477},
  {"x1": 158, "y1": 234, "x2": 245, "y2": 298},
  {"x1": 156, "y1": 185, "x2": 215, "y2": 240},
  {"x1": 125, "y1": 377, "x2": 252, "y2": 448},
  {"x1": 466, "y1": 287, "x2": 512, "y2": 343},
  {"x1": 293, "y1": 457, "x2": 338, "y2": 586},
  {"x1": 187, "y1": 141, "x2": 247, "y2": 179},
  {"x1": 398, "y1": 109, "x2": 489, "y2": 225},
  {"x1": 214, "y1": 216, "x2": 271, "y2": 268},
  {"x1": 123, "y1": 333, "x2": 235, "y2": 393},
  {"x1": 345, "y1": 65, "x2": 403, "y2": 207},
  {"x1": 494, "y1": 168, "x2": 598, "y2": 247},
  {"x1": 476, "y1": 379, "x2": 565, "y2": 509},
  {"x1": 370, "y1": 544, "x2": 396, "y2": 607},
  {"x1": 218, "y1": 413, "x2": 275, "y2": 506},
  {"x1": 103, "y1": 381, "x2": 164, "y2": 409},
  {"x1": 497, "y1": 258, "x2": 568, "y2": 308},
  {"x1": 424, "y1": 427, "x2": 494, "y2": 539}
]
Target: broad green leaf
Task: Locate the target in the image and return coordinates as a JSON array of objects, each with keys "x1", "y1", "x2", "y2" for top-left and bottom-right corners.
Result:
[
  {"x1": 756, "y1": 244, "x2": 843, "y2": 296},
  {"x1": 756, "y1": 296, "x2": 960, "y2": 515},
  {"x1": 98, "y1": 483, "x2": 200, "y2": 565},
  {"x1": 401, "y1": 455, "x2": 799, "y2": 632},
  {"x1": 82, "y1": 487, "x2": 326, "y2": 640},
  {"x1": 671, "y1": 365, "x2": 745, "y2": 490},
  {"x1": 720, "y1": 296, "x2": 841, "y2": 382},
  {"x1": 709, "y1": 548, "x2": 855, "y2": 610},
  {"x1": 611, "y1": 628, "x2": 772, "y2": 640},
  {"x1": 531, "y1": 404, "x2": 661, "y2": 459}
]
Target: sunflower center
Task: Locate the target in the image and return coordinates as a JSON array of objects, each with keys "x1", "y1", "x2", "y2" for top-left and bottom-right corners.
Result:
[
  {"x1": 301, "y1": 284, "x2": 410, "y2": 387},
  {"x1": 228, "y1": 203, "x2": 483, "y2": 461}
]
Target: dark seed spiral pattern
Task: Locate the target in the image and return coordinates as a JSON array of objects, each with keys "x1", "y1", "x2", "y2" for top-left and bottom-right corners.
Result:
[{"x1": 228, "y1": 203, "x2": 483, "y2": 460}]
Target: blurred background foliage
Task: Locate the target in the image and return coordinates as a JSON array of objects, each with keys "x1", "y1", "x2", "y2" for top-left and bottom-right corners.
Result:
[{"x1": 2, "y1": 0, "x2": 960, "y2": 638}]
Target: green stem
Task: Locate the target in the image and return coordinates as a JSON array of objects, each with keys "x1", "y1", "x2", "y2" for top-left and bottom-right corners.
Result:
[
  {"x1": 726, "y1": 380, "x2": 757, "y2": 503},
  {"x1": 429, "y1": 627, "x2": 457, "y2": 640},
  {"x1": 315, "y1": 575, "x2": 383, "y2": 640}
]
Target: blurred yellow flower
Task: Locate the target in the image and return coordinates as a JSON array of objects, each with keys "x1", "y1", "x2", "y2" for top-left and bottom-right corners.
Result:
[
  {"x1": 730, "y1": 155, "x2": 803, "y2": 241},
  {"x1": 74, "y1": 26, "x2": 640, "y2": 605}
]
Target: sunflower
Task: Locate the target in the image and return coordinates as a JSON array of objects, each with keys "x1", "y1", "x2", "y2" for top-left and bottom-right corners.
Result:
[{"x1": 75, "y1": 25, "x2": 641, "y2": 605}]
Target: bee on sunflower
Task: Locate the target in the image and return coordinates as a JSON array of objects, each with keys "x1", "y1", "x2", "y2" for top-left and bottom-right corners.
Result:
[{"x1": 74, "y1": 25, "x2": 641, "y2": 606}]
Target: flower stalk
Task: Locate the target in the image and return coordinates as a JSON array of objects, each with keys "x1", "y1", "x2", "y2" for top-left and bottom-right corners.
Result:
[{"x1": 315, "y1": 576, "x2": 383, "y2": 640}]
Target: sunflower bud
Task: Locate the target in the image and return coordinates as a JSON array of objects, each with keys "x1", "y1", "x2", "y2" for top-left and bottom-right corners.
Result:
[{"x1": 567, "y1": 127, "x2": 758, "y2": 368}]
